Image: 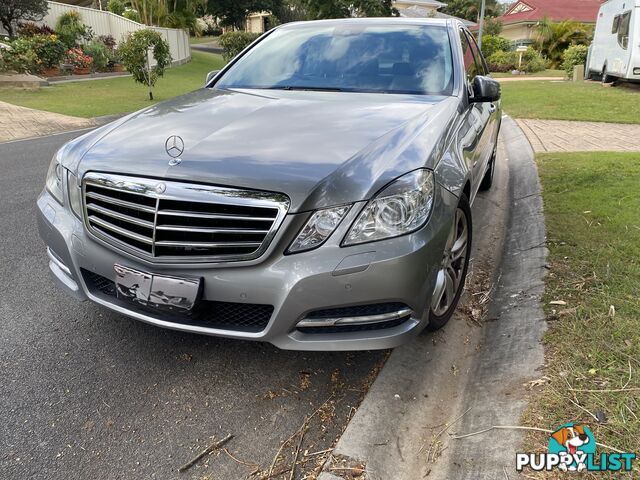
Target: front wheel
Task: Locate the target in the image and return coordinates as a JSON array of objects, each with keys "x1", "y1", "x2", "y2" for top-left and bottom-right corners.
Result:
[{"x1": 427, "y1": 194, "x2": 472, "y2": 331}]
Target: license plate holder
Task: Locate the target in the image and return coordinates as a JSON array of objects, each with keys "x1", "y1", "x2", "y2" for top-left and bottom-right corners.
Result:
[{"x1": 114, "y1": 264, "x2": 202, "y2": 312}]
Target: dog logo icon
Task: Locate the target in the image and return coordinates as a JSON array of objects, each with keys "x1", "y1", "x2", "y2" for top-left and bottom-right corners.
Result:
[{"x1": 548, "y1": 423, "x2": 596, "y2": 471}]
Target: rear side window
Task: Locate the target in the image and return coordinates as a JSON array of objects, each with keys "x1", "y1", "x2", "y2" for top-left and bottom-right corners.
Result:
[{"x1": 618, "y1": 11, "x2": 631, "y2": 49}]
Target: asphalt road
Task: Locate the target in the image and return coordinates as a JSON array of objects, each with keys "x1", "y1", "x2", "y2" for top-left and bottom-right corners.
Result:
[{"x1": 0, "y1": 131, "x2": 385, "y2": 479}]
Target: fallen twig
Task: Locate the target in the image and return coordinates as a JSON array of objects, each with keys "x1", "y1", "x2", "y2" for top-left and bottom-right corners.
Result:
[
  {"x1": 289, "y1": 425, "x2": 308, "y2": 480},
  {"x1": 304, "y1": 448, "x2": 333, "y2": 457},
  {"x1": 267, "y1": 394, "x2": 335, "y2": 476},
  {"x1": 421, "y1": 406, "x2": 472, "y2": 462},
  {"x1": 223, "y1": 447, "x2": 259, "y2": 469},
  {"x1": 179, "y1": 433, "x2": 233, "y2": 473}
]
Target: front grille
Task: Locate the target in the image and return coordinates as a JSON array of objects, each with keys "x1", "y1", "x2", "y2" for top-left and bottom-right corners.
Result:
[
  {"x1": 82, "y1": 269, "x2": 273, "y2": 333},
  {"x1": 83, "y1": 173, "x2": 289, "y2": 263}
]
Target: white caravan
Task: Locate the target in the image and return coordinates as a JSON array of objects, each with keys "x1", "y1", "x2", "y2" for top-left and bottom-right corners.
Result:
[{"x1": 587, "y1": 0, "x2": 640, "y2": 82}]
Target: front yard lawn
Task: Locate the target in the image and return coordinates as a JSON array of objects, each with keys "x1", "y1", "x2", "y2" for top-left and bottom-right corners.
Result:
[
  {"x1": 0, "y1": 51, "x2": 225, "y2": 118},
  {"x1": 491, "y1": 69, "x2": 565, "y2": 78},
  {"x1": 523, "y1": 151, "x2": 640, "y2": 472},
  {"x1": 501, "y1": 80, "x2": 640, "y2": 124}
]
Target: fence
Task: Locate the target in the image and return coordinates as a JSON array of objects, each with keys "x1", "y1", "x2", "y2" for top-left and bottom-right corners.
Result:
[{"x1": 41, "y1": 1, "x2": 191, "y2": 65}]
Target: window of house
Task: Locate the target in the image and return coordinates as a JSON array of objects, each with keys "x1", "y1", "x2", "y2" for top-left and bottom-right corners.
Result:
[{"x1": 618, "y1": 11, "x2": 631, "y2": 49}]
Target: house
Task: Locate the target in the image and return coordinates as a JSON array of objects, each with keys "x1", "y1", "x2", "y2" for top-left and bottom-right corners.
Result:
[
  {"x1": 246, "y1": 0, "x2": 477, "y2": 33},
  {"x1": 484, "y1": 0, "x2": 603, "y2": 45}
]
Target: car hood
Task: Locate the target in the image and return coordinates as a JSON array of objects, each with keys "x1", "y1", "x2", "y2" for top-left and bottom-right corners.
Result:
[{"x1": 68, "y1": 88, "x2": 457, "y2": 212}]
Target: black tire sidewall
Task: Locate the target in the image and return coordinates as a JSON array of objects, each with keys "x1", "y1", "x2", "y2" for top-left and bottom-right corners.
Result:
[{"x1": 426, "y1": 193, "x2": 473, "y2": 331}]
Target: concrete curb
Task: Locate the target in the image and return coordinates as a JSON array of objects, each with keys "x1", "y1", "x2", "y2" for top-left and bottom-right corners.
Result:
[{"x1": 320, "y1": 116, "x2": 547, "y2": 479}]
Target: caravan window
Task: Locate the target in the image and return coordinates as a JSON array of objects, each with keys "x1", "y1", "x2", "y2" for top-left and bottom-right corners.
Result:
[
  {"x1": 612, "y1": 15, "x2": 620, "y2": 34},
  {"x1": 618, "y1": 11, "x2": 631, "y2": 49}
]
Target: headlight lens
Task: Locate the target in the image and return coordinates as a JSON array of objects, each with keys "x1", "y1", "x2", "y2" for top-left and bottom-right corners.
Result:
[
  {"x1": 67, "y1": 171, "x2": 82, "y2": 218},
  {"x1": 343, "y1": 169, "x2": 435, "y2": 246},
  {"x1": 45, "y1": 155, "x2": 64, "y2": 204},
  {"x1": 287, "y1": 205, "x2": 351, "y2": 253}
]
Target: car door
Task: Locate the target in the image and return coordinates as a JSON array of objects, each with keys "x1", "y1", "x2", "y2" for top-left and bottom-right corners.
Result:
[{"x1": 460, "y1": 29, "x2": 495, "y2": 194}]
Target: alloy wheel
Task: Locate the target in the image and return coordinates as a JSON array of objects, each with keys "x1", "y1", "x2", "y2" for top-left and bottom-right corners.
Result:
[{"x1": 431, "y1": 208, "x2": 469, "y2": 317}]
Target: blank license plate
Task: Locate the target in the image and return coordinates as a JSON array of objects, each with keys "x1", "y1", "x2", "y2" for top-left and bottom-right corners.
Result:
[{"x1": 114, "y1": 264, "x2": 202, "y2": 312}]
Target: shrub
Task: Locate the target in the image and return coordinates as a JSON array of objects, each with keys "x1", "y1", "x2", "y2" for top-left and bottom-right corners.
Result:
[
  {"x1": 97, "y1": 34, "x2": 116, "y2": 51},
  {"x1": 65, "y1": 47, "x2": 92, "y2": 69},
  {"x1": 106, "y1": 0, "x2": 126, "y2": 16},
  {"x1": 32, "y1": 34, "x2": 65, "y2": 69},
  {"x1": 488, "y1": 47, "x2": 547, "y2": 73},
  {"x1": 55, "y1": 11, "x2": 87, "y2": 48},
  {"x1": 17, "y1": 22, "x2": 55, "y2": 37},
  {"x1": 83, "y1": 39, "x2": 109, "y2": 71},
  {"x1": 0, "y1": 37, "x2": 39, "y2": 72},
  {"x1": 118, "y1": 29, "x2": 171, "y2": 99},
  {"x1": 122, "y1": 8, "x2": 141, "y2": 23},
  {"x1": 198, "y1": 15, "x2": 221, "y2": 36},
  {"x1": 562, "y1": 44, "x2": 588, "y2": 77},
  {"x1": 218, "y1": 31, "x2": 260, "y2": 61},
  {"x1": 481, "y1": 35, "x2": 511, "y2": 59}
]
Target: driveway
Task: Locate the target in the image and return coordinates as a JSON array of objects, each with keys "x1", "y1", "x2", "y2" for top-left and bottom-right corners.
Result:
[
  {"x1": 516, "y1": 119, "x2": 640, "y2": 152},
  {"x1": 0, "y1": 131, "x2": 384, "y2": 480},
  {"x1": 0, "y1": 101, "x2": 94, "y2": 143}
]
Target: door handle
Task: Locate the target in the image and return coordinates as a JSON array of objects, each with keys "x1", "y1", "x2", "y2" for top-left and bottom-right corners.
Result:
[{"x1": 488, "y1": 103, "x2": 497, "y2": 114}]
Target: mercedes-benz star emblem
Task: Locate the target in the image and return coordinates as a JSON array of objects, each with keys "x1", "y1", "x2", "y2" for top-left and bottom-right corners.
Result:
[
  {"x1": 165, "y1": 135, "x2": 184, "y2": 160},
  {"x1": 155, "y1": 183, "x2": 166, "y2": 194}
]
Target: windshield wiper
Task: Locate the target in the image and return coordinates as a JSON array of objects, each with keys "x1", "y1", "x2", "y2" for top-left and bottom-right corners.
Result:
[{"x1": 269, "y1": 86, "x2": 345, "y2": 92}]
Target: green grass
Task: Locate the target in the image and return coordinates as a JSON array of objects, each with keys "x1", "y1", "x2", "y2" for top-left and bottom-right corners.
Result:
[
  {"x1": 189, "y1": 36, "x2": 219, "y2": 45},
  {"x1": 501, "y1": 80, "x2": 640, "y2": 124},
  {"x1": 0, "y1": 51, "x2": 225, "y2": 118},
  {"x1": 523, "y1": 152, "x2": 640, "y2": 476},
  {"x1": 491, "y1": 69, "x2": 566, "y2": 78}
]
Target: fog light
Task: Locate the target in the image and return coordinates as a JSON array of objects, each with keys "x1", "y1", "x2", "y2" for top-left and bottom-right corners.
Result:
[{"x1": 634, "y1": 68, "x2": 640, "y2": 75}]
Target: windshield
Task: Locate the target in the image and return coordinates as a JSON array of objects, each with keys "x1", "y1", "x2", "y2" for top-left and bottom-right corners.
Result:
[{"x1": 215, "y1": 24, "x2": 454, "y2": 96}]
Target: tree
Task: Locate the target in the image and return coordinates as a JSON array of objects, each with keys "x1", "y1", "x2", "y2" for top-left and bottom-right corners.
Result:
[
  {"x1": 299, "y1": 0, "x2": 394, "y2": 19},
  {"x1": 441, "y1": 0, "x2": 498, "y2": 22},
  {"x1": 536, "y1": 19, "x2": 593, "y2": 68},
  {"x1": 484, "y1": 17, "x2": 502, "y2": 36},
  {"x1": 207, "y1": 0, "x2": 280, "y2": 29},
  {"x1": 0, "y1": 0, "x2": 49, "y2": 38},
  {"x1": 118, "y1": 29, "x2": 172, "y2": 100}
]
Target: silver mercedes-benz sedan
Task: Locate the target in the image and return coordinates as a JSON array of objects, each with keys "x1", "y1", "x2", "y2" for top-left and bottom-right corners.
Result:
[{"x1": 37, "y1": 18, "x2": 501, "y2": 350}]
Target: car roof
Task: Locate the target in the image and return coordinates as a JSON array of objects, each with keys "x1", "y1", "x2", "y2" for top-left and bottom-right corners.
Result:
[{"x1": 278, "y1": 17, "x2": 455, "y2": 30}]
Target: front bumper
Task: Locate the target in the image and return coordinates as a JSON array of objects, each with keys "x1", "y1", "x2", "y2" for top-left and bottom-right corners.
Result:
[{"x1": 36, "y1": 185, "x2": 457, "y2": 351}]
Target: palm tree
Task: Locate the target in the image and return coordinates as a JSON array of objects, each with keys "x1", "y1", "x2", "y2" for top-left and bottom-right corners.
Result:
[{"x1": 536, "y1": 19, "x2": 593, "y2": 68}]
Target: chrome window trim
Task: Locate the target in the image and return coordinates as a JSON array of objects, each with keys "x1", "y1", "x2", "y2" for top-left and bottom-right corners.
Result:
[{"x1": 82, "y1": 172, "x2": 290, "y2": 264}]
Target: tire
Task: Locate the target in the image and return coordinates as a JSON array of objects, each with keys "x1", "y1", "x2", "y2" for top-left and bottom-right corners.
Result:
[
  {"x1": 479, "y1": 145, "x2": 496, "y2": 191},
  {"x1": 602, "y1": 66, "x2": 614, "y2": 84},
  {"x1": 427, "y1": 194, "x2": 472, "y2": 331}
]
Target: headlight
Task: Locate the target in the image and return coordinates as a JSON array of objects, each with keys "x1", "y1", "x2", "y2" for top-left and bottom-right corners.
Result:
[
  {"x1": 343, "y1": 169, "x2": 435, "y2": 246},
  {"x1": 45, "y1": 154, "x2": 64, "y2": 204},
  {"x1": 287, "y1": 205, "x2": 351, "y2": 254},
  {"x1": 67, "y1": 171, "x2": 82, "y2": 218}
]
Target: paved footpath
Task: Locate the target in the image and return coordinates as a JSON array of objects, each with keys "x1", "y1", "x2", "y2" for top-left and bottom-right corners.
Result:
[
  {"x1": 517, "y1": 119, "x2": 640, "y2": 152},
  {"x1": 0, "y1": 101, "x2": 94, "y2": 143}
]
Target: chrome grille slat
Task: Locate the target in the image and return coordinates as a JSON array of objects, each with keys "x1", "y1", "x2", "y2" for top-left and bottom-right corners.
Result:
[
  {"x1": 157, "y1": 210, "x2": 276, "y2": 222},
  {"x1": 154, "y1": 240, "x2": 263, "y2": 248},
  {"x1": 86, "y1": 191, "x2": 156, "y2": 214},
  {"x1": 83, "y1": 173, "x2": 290, "y2": 263},
  {"x1": 89, "y1": 216, "x2": 154, "y2": 245},
  {"x1": 87, "y1": 204, "x2": 155, "y2": 228},
  {"x1": 156, "y1": 225, "x2": 270, "y2": 234}
]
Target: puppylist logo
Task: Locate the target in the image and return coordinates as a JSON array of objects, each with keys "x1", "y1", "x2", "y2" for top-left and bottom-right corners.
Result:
[{"x1": 516, "y1": 423, "x2": 636, "y2": 473}]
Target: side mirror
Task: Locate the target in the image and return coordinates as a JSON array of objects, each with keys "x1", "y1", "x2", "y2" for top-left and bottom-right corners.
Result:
[
  {"x1": 470, "y1": 76, "x2": 501, "y2": 103},
  {"x1": 205, "y1": 70, "x2": 220, "y2": 86}
]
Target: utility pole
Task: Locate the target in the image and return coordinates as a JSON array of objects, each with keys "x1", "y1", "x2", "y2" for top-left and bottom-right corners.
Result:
[{"x1": 477, "y1": 0, "x2": 486, "y2": 51}]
